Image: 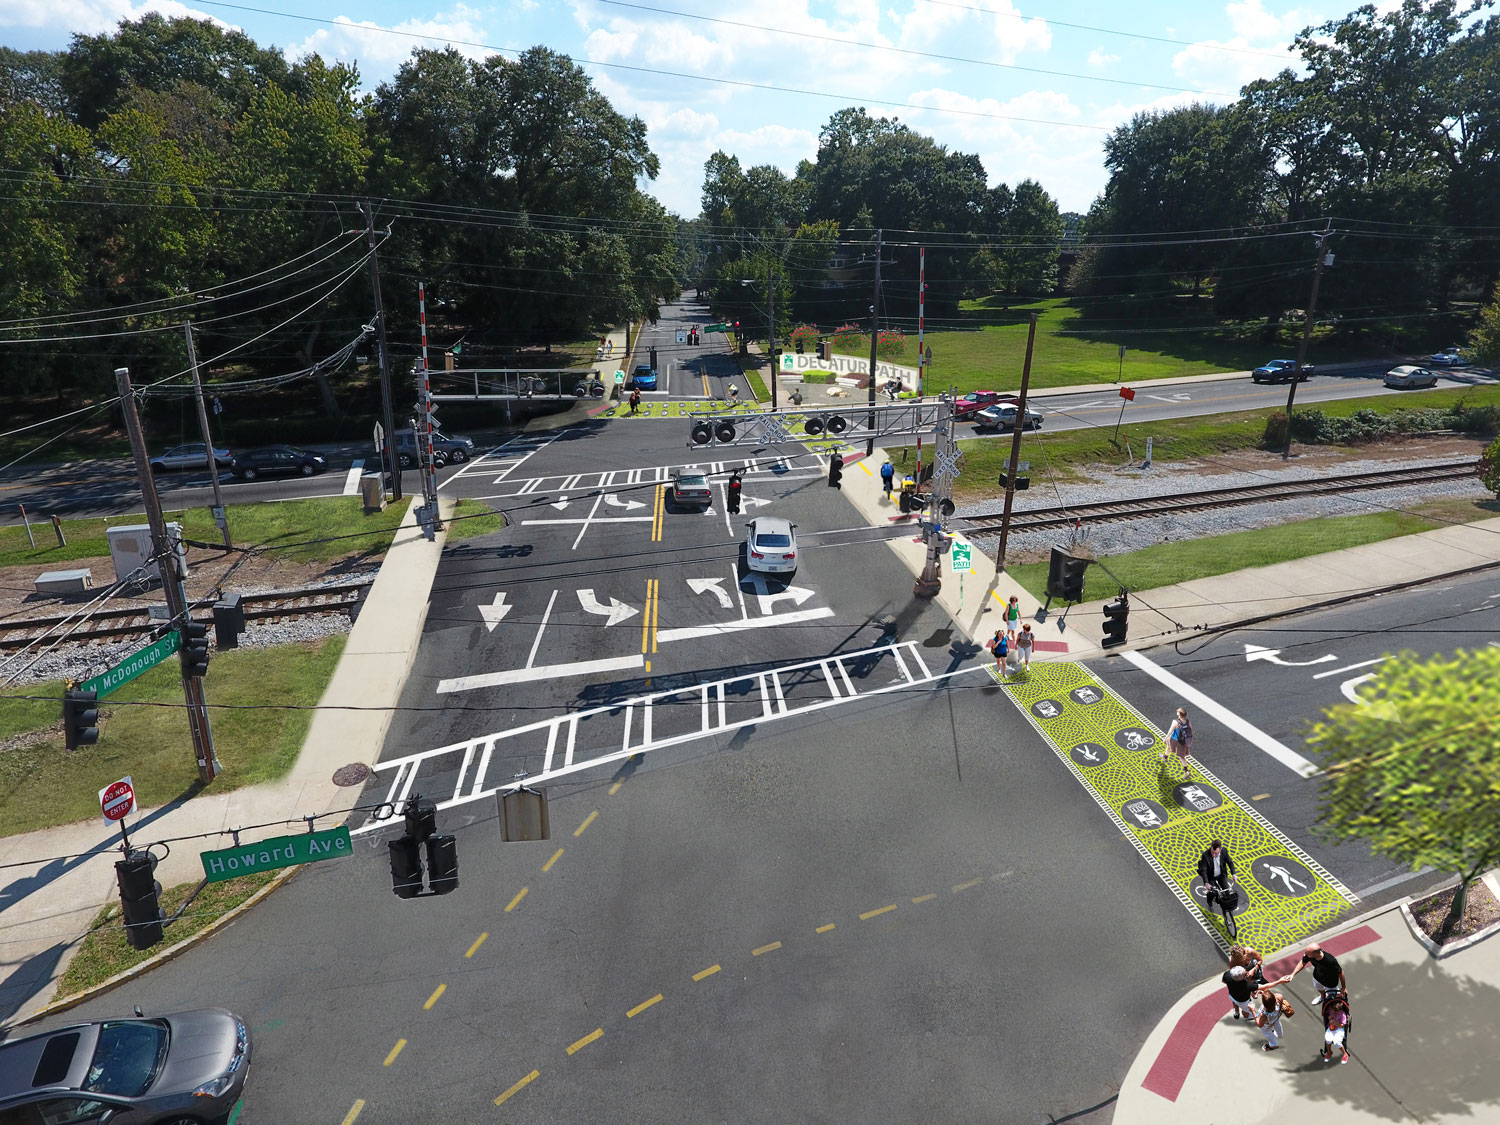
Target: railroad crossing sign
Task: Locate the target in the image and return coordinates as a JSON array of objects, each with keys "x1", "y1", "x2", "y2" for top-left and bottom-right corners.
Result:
[
  {"x1": 951, "y1": 541, "x2": 974, "y2": 573},
  {"x1": 99, "y1": 776, "x2": 135, "y2": 824}
]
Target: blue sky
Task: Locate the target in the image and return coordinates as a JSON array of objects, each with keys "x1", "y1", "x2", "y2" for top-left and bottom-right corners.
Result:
[{"x1": 2, "y1": 0, "x2": 1377, "y2": 217}]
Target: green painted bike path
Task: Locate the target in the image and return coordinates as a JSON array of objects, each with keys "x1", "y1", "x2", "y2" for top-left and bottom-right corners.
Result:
[{"x1": 991, "y1": 661, "x2": 1358, "y2": 955}]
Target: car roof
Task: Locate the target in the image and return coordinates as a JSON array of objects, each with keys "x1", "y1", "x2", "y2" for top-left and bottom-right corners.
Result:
[
  {"x1": 751, "y1": 516, "x2": 793, "y2": 535},
  {"x1": 1389, "y1": 365, "x2": 1424, "y2": 374},
  {"x1": 673, "y1": 468, "x2": 706, "y2": 479},
  {"x1": 0, "y1": 1022, "x2": 101, "y2": 1099}
]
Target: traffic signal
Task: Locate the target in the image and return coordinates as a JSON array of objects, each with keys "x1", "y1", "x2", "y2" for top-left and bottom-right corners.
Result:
[
  {"x1": 63, "y1": 687, "x2": 99, "y2": 750},
  {"x1": 1060, "y1": 557, "x2": 1088, "y2": 601},
  {"x1": 117, "y1": 851, "x2": 164, "y2": 950},
  {"x1": 213, "y1": 594, "x2": 244, "y2": 650},
  {"x1": 179, "y1": 621, "x2": 210, "y2": 679},
  {"x1": 649, "y1": 347, "x2": 658, "y2": 369},
  {"x1": 998, "y1": 473, "x2": 1030, "y2": 491},
  {"x1": 827, "y1": 453, "x2": 844, "y2": 489},
  {"x1": 388, "y1": 836, "x2": 423, "y2": 899},
  {"x1": 426, "y1": 835, "x2": 459, "y2": 894},
  {"x1": 404, "y1": 795, "x2": 437, "y2": 842},
  {"x1": 727, "y1": 473, "x2": 743, "y2": 514},
  {"x1": 691, "y1": 421, "x2": 713, "y2": 445},
  {"x1": 1101, "y1": 594, "x2": 1130, "y2": 647}
]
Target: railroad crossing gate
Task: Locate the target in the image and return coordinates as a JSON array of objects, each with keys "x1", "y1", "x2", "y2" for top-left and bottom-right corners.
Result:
[{"x1": 998, "y1": 662, "x2": 1355, "y2": 954}]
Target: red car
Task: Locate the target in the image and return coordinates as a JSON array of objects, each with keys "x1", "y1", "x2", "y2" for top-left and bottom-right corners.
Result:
[{"x1": 954, "y1": 390, "x2": 1018, "y2": 420}]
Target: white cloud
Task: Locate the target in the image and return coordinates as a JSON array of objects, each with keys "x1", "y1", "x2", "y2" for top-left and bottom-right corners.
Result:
[
  {"x1": 0, "y1": 0, "x2": 226, "y2": 35},
  {"x1": 1169, "y1": 0, "x2": 1310, "y2": 94},
  {"x1": 983, "y1": 0, "x2": 1051, "y2": 62},
  {"x1": 284, "y1": 7, "x2": 494, "y2": 71},
  {"x1": 1087, "y1": 47, "x2": 1119, "y2": 68}
]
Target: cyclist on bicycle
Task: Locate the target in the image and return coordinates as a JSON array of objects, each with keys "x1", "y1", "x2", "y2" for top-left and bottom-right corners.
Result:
[
  {"x1": 1197, "y1": 839, "x2": 1236, "y2": 900},
  {"x1": 727, "y1": 383, "x2": 740, "y2": 405}
]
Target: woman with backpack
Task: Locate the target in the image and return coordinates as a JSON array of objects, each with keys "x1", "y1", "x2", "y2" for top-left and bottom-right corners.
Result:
[{"x1": 1164, "y1": 706, "x2": 1194, "y2": 780}]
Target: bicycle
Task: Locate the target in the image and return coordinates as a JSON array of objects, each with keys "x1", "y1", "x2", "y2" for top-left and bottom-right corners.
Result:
[{"x1": 1204, "y1": 878, "x2": 1239, "y2": 940}]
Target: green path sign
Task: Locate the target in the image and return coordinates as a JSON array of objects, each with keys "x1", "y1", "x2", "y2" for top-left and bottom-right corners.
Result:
[
  {"x1": 951, "y1": 541, "x2": 973, "y2": 573},
  {"x1": 703, "y1": 322, "x2": 729, "y2": 333},
  {"x1": 200, "y1": 827, "x2": 351, "y2": 883},
  {"x1": 82, "y1": 630, "x2": 181, "y2": 698}
]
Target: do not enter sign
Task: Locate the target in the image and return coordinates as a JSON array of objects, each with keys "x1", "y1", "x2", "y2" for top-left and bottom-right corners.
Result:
[{"x1": 99, "y1": 776, "x2": 135, "y2": 824}]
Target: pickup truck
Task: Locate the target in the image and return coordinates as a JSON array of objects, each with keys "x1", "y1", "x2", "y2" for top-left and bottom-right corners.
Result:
[
  {"x1": 1250, "y1": 359, "x2": 1313, "y2": 383},
  {"x1": 394, "y1": 427, "x2": 476, "y2": 468},
  {"x1": 953, "y1": 390, "x2": 1019, "y2": 419}
]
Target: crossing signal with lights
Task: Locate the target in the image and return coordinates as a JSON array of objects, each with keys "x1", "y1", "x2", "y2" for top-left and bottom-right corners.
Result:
[
  {"x1": 63, "y1": 687, "x2": 99, "y2": 750},
  {"x1": 727, "y1": 473, "x2": 743, "y2": 514},
  {"x1": 117, "y1": 851, "x2": 164, "y2": 950},
  {"x1": 1101, "y1": 594, "x2": 1130, "y2": 647},
  {"x1": 179, "y1": 621, "x2": 210, "y2": 679},
  {"x1": 827, "y1": 453, "x2": 844, "y2": 489}
]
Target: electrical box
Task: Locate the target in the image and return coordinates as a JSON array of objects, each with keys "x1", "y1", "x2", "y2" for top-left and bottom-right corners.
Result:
[{"x1": 107, "y1": 523, "x2": 186, "y2": 587}]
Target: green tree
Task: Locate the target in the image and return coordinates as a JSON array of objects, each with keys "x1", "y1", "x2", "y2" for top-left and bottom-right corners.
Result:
[
  {"x1": 1471, "y1": 279, "x2": 1500, "y2": 368},
  {"x1": 975, "y1": 178, "x2": 1062, "y2": 298},
  {"x1": 1309, "y1": 648, "x2": 1500, "y2": 940}
]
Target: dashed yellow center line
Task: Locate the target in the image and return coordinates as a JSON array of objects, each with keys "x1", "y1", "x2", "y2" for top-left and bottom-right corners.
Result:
[
  {"x1": 702, "y1": 373, "x2": 710, "y2": 396},
  {"x1": 627, "y1": 994, "x2": 664, "y2": 1018},
  {"x1": 340, "y1": 1099, "x2": 366, "y2": 1125},
  {"x1": 465, "y1": 932, "x2": 488, "y2": 959},
  {"x1": 1253, "y1": 793, "x2": 1271, "y2": 801},
  {"x1": 382, "y1": 1039, "x2": 406, "y2": 1067},
  {"x1": 423, "y1": 984, "x2": 446, "y2": 1010},
  {"x1": 505, "y1": 887, "x2": 529, "y2": 912},
  {"x1": 574, "y1": 810, "x2": 599, "y2": 837},
  {"x1": 816, "y1": 923, "x2": 836, "y2": 934},
  {"x1": 752, "y1": 941, "x2": 782, "y2": 956},
  {"x1": 566, "y1": 1028, "x2": 603, "y2": 1055},
  {"x1": 859, "y1": 904, "x2": 897, "y2": 920},
  {"x1": 693, "y1": 964, "x2": 721, "y2": 981},
  {"x1": 609, "y1": 779, "x2": 624, "y2": 795},
  {"x1": 953, "y1": 878, "x2": 984, "y2": 893},
  {"x1": 911, "y1": 893, "x2": 937, "y2": 904},
  {"x1": 542, "y1": 848, "x2": 564, "y2": 872},
  {"x1": 494, "y1": 1069, "x2": 540, "y2": 1106}
]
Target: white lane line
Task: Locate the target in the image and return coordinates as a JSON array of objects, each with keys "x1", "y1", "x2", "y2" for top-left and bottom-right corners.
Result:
[
  {"x1": 520, "y1": 515, "x2": 654, "y2": 527},
  {"x1": 1121, "y1": 650, "x2": 1319, "y2": 777},
  {"x1": 655, "y1": 607, "x2": 835, "y2": 643},
  {"x1": 526, "y1": 589, "x2": 559, "y2": 668},
  {"x1": 437, "y1": 654, "x2": 646, "y2": 694},
  {"x1": 1354, "y1": 865, "x2": 1435, "y2": 900},
  {"x1": 1312, "y1": 656, "x2": 1388, "y2": 680},
  {"x1": 470, "y1": 739, "x2": 492, "y2": 797},
  {"x1": 573, "y1": 490, "x2": 607, "y2": 550},
  {"x1": 342, "y1": 459, "x2": 365, "y2": 495}
]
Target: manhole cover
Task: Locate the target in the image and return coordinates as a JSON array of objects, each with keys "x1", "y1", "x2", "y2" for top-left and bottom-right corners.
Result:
[{"x1": 332, "y1": 762, "x2": 372, "y2": 787}]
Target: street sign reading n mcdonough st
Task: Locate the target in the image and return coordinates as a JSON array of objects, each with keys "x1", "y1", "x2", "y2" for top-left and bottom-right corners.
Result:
[
  {"x1": 199, "y1": 827, "x2": 352, "y2": 883},
  {"x1": 81, "y1": 630, "x2": 181, "y2": 698}
]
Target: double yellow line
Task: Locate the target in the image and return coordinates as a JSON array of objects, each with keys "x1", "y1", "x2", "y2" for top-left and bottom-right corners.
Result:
[
  {"x1": 640, "y1": 578, "x2": 660, "y2": 658},
  {"x1": 651, "y1": 483, "x2": 665, "y2": 541}
]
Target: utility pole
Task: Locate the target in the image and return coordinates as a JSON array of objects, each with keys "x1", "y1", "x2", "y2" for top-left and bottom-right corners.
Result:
[
  {"x1": 995, "y1": 312, "x2": 1038, "y2": 570},
  {"x1": 363, "y1": 200, "x2": 401, "y2": 500},
  {"x1": 1284, "y1": 224, "x2": 1335, "y2": 461},
  {"x1": 415, "y1": 281, "x2": 441, "y2": 538},
  {"x1": 916, "y1": 248, "x2": 927, "y2": 398},
  {"x1": 115, "y1": 367, "x2": 218, "y2": 785},
  {"x1": 865, "y1": 229, "x2": 883, "y2": 457},
  {"x1": 768, "y1": 263, "x2": 777, "y2": 411},
  {"x1": 183, "y1": 324, "x2": 231, "y2": 549}
]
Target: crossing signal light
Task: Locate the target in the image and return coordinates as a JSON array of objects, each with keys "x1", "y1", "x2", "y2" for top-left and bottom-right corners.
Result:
[
  {"x1": 691, "y1": 421, "x2": 713, "y2": 445},
  {"x1": 1101, "y1": 594, "x2": 1130, "y2": 647},
  {"x1": 117, "y1": 851, "x2": 164, "y2": 950},
  {"x1": 827, "y1": 453, "x2": 844, "y2": 489},
  {"x1": 179, "y1": 621, "x2": 210, "y2": 679},
  {"x1": 63, "y1": 687, "x2": 99, "y2": 750},
  {"x1": 804, "y1": 415, "x2": 825, "y2": 436},
  {"x1": 714, "y1": 421, "x2": 736, "y2": 443},
  {"x1": 825, "y1": 415, "x2": 848, "y2": 435},
  {"x1": 727, "y1": 474, "x2": 743, "y2": 514}
]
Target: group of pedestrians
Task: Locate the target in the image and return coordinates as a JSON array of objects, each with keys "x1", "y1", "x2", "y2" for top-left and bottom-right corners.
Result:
[
  {"x1": 1222, "y1": 941, "x2": 1352, "y2": 1062},
  {"x1": 987, "y1": 596, "x2": 1034, "y2": 679}
]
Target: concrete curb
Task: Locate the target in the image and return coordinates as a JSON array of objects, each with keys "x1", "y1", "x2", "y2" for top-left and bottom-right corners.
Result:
[
  {"x1": 1397, "y1": 871, "x2": 1500, "y2": 960},
  {"x1": 14, "y1": 864, "x2": 302, "y2": 1028}
]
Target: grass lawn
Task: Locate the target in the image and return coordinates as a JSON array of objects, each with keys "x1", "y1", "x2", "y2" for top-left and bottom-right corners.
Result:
[
  {"x1": 447, "y1": 497, "x2": 508, "y2": 542},
  {"x1": 0, "y1": 634, "x2": 346, "y2": 837},
  {"x1": 833, "y1": 296, "x2": 1381, "y2": 392},
  {"x1": 57, "y1": 871, "x2": 278, "y2": 997},
  {"x1": 1005, "y1": 510, "x2": 1443, "y2": 604}
]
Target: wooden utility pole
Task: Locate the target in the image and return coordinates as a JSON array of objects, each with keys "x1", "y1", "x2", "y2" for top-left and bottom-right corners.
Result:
[
  {"x1": 865, "y1": 230, "x2": 882, "y2": 457},
  {"x1": 995, "y1": 313, "x2": 1039, "y2": 570},
  {"x1": 1284, "y1": 224, "x2": 1335, "y2": 461},
  {"x1": 363, "y1": 201, "x2": 402, "y2": 500},
  {"x1": 183, "y1": 324, "x2": 231, "y2": 549}
]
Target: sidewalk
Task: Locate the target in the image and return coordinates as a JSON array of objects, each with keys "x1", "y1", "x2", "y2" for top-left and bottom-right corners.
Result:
[
  {"x1": 0, "y1": 495, "x2": 453, "y2": 1028},
  {"x1": 1115, "y1": 887, "x2": 1500, "y2": 1124}
]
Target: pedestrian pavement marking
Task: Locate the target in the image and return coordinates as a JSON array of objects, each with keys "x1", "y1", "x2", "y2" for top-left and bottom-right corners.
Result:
[
  {"x1": 952, "y1": 878, "x2": 984, "y2": 893},
  {"x1": 627, "y1": 994, "x2": 664, "y2": 1018},
  {"x1": 543, "y1": 848, "x2": 564, "y2": 872},
  {"x1": 911, "y1": 893, "x2": 937, "y2": 904},
  {"x1": 495, "y1": 1069, "x2": 540, "y2": 1106},
  {"x1": 816, "y1": 923, "x2": 836, "y2": 934},
  {"x1": 574, "y1": 810, "x2": 599, "y2": 837},
  {"x1": 465, "y1": 933, "x2": 488, "y2": 958},
  {"x1": 383, "y1": 1039, "x2": 405, "y2": 1067},
  {"x1": 859, "y1": 904, "x2": 897, "y2": 920},
  {"x1": 752, "y1": 941, "x2": 782, "y2": 956},
  {"x1": 423, "y1": 984, "x2": 446, "y2": 1010},
  {"x1": 998, "y1": 661, "x2": 1357, "y2": 955},
  {"x1": 340, "y1": 1099, "x2": 365, "y2": 1125},
  {"x1": 567, "y1": 1028, "x2": 603, "y2": 1055},
  {"x1": 693, "y1": 964, "x2": 721, "y2": 981},
  {"x1": 506, "y1": 887, "x2": 528, "y2": 912}
]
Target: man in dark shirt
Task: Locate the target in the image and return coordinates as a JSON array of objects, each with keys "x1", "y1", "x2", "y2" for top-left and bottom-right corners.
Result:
[
  {"x1": 1282, "y1": 942, "x2": 1348, "y2": 1000},
  {"x1": 1222, "y1": 964, "x2": 1257, "y2": 1021},
  {"x1": 1197, "y1": 840, "x2": 1236, "y2": 893}
]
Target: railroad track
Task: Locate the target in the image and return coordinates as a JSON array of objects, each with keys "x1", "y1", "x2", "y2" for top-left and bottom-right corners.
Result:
[
  {"x1": 0, "y1": 581, "x2": 371, "y2": 651},
  {"x1": 958, "y1": 460, "x2": 1479, "y2": 537}
]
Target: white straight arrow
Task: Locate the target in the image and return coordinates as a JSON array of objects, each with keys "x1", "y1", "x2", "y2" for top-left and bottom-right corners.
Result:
[
  {"x1": 550, "y1": 496, "x2": 570, "y2": 510},
  {"x1": 479, "y1": 592, "x2": 512, "y2": 632},
  {"x1": 577, "y1": 589, "x2": 639, "y2": 627},
  {"x1": 1243, "y1": 644, "x2": 1337, "y2": 667}
]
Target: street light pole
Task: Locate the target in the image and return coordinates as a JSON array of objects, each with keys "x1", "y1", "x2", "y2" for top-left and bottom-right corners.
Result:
[{"x1": 866, "y1": 229, "x2": 882, "y2": 457}]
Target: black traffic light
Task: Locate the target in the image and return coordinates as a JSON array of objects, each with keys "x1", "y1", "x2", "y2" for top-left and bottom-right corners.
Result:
[
  {"x1": 213, "y1": 594, "x2": 244, "y2": 650},
  {"x1": 827, "y1": 453, "x2": 844, "y2": 489},
  {"x1": 63, "y1": 687, "x2": 99, "y2": 750},
  {"x1": 998, "y1": 473, "x2": 1030, "y2": 491},
  {"x1": 388, "y1": 836, "x2": 422, "y2": 899},
  {"x1": 727, "y1": 473, "x2": 743, "y2": 514},
  {"x1": 426, "y1": 835, "x2": 459, "y2": 894},
  {"x1": 649, "y1": 347, "x2": 658, "y2": 369},
  {"x1": 179, "y1": 620, "x2": 210, "y2": 679},
  {"x1": 404, "y1": 795, "x2": 437, "y2": 842},
  {"x1": 691, "y1": 421, "x2": 713, "y2": 445},
  {"x1": 117, "y1": 851, "x2": 164, "y2": 950},
  {"x1": 1047, "y1": 547, "x2": 1090, "y2": 602},
  {"x1": 1102, "y1": 594, "x2": 1130, "y2": 648}
]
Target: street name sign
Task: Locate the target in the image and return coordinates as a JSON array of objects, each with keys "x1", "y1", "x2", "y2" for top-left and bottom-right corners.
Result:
[
  {"x1": 200, "y1": 826, "x2": 352, "y2": 883},
  {"x1": 704, "y1": 322, "x2": 729, "y2": 333},
  {"x1": 951, "y1": 541, "x2": 974, "y2": 573},
  {"x1": 99, "y1": 776, "x2": 135, "y2": 824},
  {"x1": 82, "y1": 631, "x2": 181, "y2": 698}
]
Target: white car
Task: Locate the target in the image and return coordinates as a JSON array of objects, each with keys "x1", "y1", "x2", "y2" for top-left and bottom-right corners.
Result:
[
  {"x1": 1425, "y1": 347, "x2": 1467, "y2": 367},
  {"x1": 1384, "y1": 365, "x2": 1439, "y2": 389},
  {"x1": 745, "y1": 516, "x2": 797, "y2": 575},
  {"x1": 974, "y1": 404, "x2": 1043, "y2": 431}
]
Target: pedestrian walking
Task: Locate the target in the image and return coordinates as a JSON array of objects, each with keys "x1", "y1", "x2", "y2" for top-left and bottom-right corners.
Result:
[
  {"x1": 1281, "y1": 942, "x2": 1348, "y2": 1003},
  {"x1": 1254, "y1": 985, "x2": 1294, "y2": 1052},
  {"x1": 628, "y1": 387, "x2": 641, "y2": 415},
  {"x1": 886, "y1": 379, "x2": 899, "y2": 402},
  {"x1": 1005, "y1": 595, "x2": 1021, "y2": 643},
  {"x1": 1221, "y1": 965, "x2": 1257, "y2": 1023},
  {"x1": 1230, "y1": 943, "x2": 1267, "y2": 988},
  {"x1": 880, "y1": 460, "x2": 895, "y2": 496},
  {"x1": 1164, "y1": 706, "x2": 1194, "y2": 779},
  {"x1": 987, "y1": 630, "x2": 1010, "y2": 679},
  {"x1": 1016, "y1": 623, "x2": 1034, "y2": 669}
]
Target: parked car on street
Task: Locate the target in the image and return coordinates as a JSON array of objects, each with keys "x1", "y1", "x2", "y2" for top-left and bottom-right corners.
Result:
[
  {"x1": 632, "y1": 364, "x2": 658, "y2": 391},
  {"x1": 1251, "y1": 359, "x2": 1313, "y2": 383},
  {"x1": 233, "y1": 445, "x2": 327, "y2": 480},
  {"x1": 0, "y1": 1006, "x2": 251, "y2": 1124},
  {"x1": 669, "y1": 469, "x2": 712, "y2": 509},
  {"x1": 974, "y1": 403, "x2": 1044, "y2": 431},
  {"x1": 1384, "y1": 364, "x2": 1439, "y2": 389},
  {"x1": 394, "y1": 427, "x2": 474, "y2": 468},
  {"x1": 953, "y1": 390, "x2": 1017, "y2": 420},
  {"x1": 745, "y1": 516, "x2": 797, "y2": 575},
  {"x1": 1425, "y1": 347, "x2": 1468, "y2": 367},
  {"x1": 148, "y1": 442, "x2": 235, "y2": 473}
]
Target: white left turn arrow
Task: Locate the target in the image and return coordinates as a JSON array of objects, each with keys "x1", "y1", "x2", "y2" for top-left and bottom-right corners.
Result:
[
  {"x1": 1243, "y1": 644, "x2": 1337, "y2": 667},
  {"x1": 688, "y1": 576, "x2": 734, "y2": 609},
  {"x1": 479, "y1": 592, "x2": 512, "y2": 632},
  {"x1": 577, "y1": 588, "x2": 639, "y2": 626},
  {"x1": 606, "y1": 495, "x2": 646, "y2": 511}
]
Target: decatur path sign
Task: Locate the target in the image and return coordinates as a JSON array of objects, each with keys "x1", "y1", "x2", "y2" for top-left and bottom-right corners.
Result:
[{"x1": 199, "y1": 826, "x2": 352, "y2": 883}]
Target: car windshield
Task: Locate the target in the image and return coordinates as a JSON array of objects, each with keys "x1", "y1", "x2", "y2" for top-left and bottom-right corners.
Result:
[
  {"x1": 756, "y1": 532, "x2": 792, "y2": 547},
  {"x1": 83, "y1": 1021, "x2": 168, "y2": 1098},
  {"x1": 678, "y1": 475, "x2": 707, "y2": 487}
]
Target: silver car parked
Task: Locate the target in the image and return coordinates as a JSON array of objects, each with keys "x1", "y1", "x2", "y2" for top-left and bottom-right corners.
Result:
[{"x1": 148, "y1": 442, "x2": 236, "y2": 473}]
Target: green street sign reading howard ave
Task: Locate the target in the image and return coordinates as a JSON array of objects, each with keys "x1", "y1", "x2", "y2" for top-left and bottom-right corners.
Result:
[
  {"x1": 81, "y1": 629, "x2": 181, "y2": 698},
  {"x1": 200, "y1": 826, "x2": 352, "y2": 883}
]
